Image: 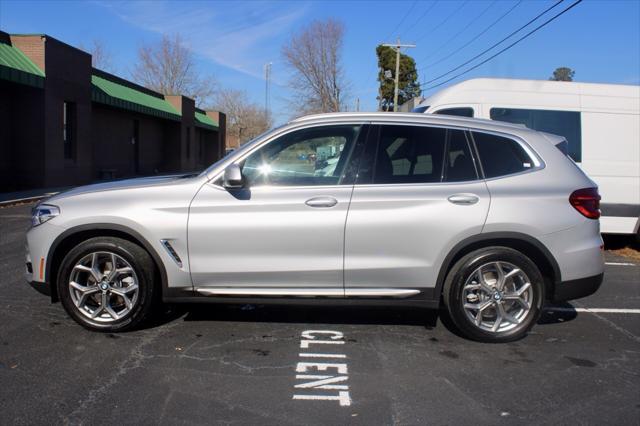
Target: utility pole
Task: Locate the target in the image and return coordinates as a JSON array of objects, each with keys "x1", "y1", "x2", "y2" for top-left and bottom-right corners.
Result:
[
  {"x1": 264, "y1": 62, "x2": 272, "y2": 119},
  {"x1": 355, "y1": 97, "x2": 360, "y2": 112},
  {"x1": 382, "y1": 38, "x2": 416, "y2": 112}
]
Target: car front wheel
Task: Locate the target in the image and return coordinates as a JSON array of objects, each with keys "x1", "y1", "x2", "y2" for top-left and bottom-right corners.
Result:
[
  {"x1": 57, "y1": 237, "x2": 157, "y2": 332},
  {"x1": 443, "y1": 247, "x2": 544, "y2": 343}
]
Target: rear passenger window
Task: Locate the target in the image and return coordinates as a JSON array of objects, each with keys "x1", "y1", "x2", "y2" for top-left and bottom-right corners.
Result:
[
  {"x1": 369, "y1": 125, "x2": 478, "y2": 184},
  {"x1": 472, "y1": 132, "x2": 533, "y2": 178},
  {"x1": 373, "y1": 125, "x2": 446, "y2": 184},
  {"x1": 434, "y1": 107, "x2": 474, "y2": 118}
]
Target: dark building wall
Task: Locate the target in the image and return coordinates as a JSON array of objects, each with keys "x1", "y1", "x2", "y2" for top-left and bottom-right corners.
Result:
[
  {"x1": 0, "y1": 80, "x2": 46, "y2": 191},
  {"x1": 39, "y1": 36, "x2": 93, "y2": 188},
  {"x1": 91, "y1": 105, "x2": 174, "y2": 179},
  {"x1": 207, "y1": 111, "x2": 226, "y2": 159},
  {"x1": 165, "y1": 96, "x2": 224, "y2": 173},
  {"x1": 195, "y1": 127, "x2": 220, "y2": 169},
  {"x1": 1, "y1": 34, "x2": 227, "y2": 193},
  {"x1": 161, "y1": 121, "x2": 182, "y2": 173}
]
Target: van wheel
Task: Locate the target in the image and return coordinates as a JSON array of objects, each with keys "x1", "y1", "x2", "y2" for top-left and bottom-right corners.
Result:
[
  {"x1": 443, "y1": 247, "x2": 544, "y2": 343},
  {"x1": 57, "y1": 237, "x2": 157, "y2": 332}
]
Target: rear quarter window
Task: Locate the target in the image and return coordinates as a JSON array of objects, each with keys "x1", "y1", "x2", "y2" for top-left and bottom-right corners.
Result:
[{"x1": 472, "y1": 132, "x2": 533, "y2": 178}]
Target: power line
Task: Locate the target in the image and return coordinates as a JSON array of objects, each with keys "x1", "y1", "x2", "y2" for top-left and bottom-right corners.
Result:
[
  {"x1": 419, "y1": 0, "x2": 498, "y2": 64},
  {"x1": 420, "y1": 0, "x2": 583, "y2": 91},
  {"x1": 424, "y1": 0, "x2": 522, "y2": 70},
  {"x1": 414, "y1": 0, "x2": 470, "y2": 44},
  {"x1": 420, "y1": 0, "x2": 564, "y2": 85},
  {"x1": 402, "y1": 0, "x2": 440, "y2": 38},
  {"x1": 384, "y1": 0, "x2": 419, "y2": 41}
]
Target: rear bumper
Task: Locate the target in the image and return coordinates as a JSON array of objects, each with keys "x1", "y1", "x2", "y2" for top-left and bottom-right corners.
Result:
[{"x1": 553, "y1": 273, "x2": 603, "y2": 302}]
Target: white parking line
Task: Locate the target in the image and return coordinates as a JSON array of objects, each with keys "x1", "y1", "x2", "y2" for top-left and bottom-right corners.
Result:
[
  {"x1": 299, "y1": 353, "x2": 347, "y2": 358},
  {"x1": 605, "y1": 262, "x2": 637, "y2": 266},
  {"x1": 546, "y1": 307, "x2": 640, "y2": 314}
]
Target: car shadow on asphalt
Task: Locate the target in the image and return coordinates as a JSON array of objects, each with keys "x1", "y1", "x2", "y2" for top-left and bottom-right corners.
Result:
[
  {"x1": 150, "y1": 303, "x2": 441, "y2": 330},
  {"x1": 143, "y1": 301, "x2": 579, "y2": 336},
  {"x1": 538, "y1": 302, "x2": 579, "y2": 324}
]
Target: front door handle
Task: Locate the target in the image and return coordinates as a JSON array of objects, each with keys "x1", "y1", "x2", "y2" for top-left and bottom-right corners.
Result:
[
  {"x1": 305, "y1": 196, "x2": 338, "y2": 208},
  {"x1": 448, "y1": 194, "x2": 479, "y2": 205}
]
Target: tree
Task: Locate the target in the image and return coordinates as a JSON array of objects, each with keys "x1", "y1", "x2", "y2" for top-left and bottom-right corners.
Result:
[
  {"x1": 549, "y1": 67, "x2": 575, "y2": 82},
  {"x1": 80, "y1": 39, "x2": 115, "y2": 73},
  {"x1": 131, "y1": 34, "x2": 216, "y2": 107},
  {"x1": 213, "y1": 88, "x2": 273, "y2": 145},
  {"x1": 282, "y1": 18, "x2": 349, "y2": 115},
  {"x1": 376, "y1": 45, "x2": 421, "y2": 111}
]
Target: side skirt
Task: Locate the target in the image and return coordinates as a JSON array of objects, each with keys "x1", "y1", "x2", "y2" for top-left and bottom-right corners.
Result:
[{"x1": 162, "y1": 287, "x2": 440, "y2": 308}]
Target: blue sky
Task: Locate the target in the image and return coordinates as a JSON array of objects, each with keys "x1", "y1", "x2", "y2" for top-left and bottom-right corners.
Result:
[{"x1": 1, "y1": 0, "x2": 638, "y2": 124}]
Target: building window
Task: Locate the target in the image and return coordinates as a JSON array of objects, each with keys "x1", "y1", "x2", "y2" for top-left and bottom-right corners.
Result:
[
  {"x1": 490, "y1": 107, "x2": 582, "y2": 162},
  {"x1": 198, "y1": 131, "x2": 204, "y2": 161},
  {"x1": 63, "y1": 101, "x2": 76, "y2": 160},
  {"x1": 186, "y1": 126, "x2": 191, "y2": 159}
]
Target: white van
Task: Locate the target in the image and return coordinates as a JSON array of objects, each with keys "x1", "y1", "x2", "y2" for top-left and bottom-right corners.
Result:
[{"x1": 414, "y1": 78, "x2": 640, "y2": 236}]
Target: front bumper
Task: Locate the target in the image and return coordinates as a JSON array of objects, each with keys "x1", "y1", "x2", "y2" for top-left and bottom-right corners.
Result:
[
  {"x1": 25, "y1": 221, "x2": 67, "y2": 300},
  {"x1": 25, "y1": 243, "x2": 51, "y2": 296},
  {"x1": 27, "y1": 279, "x2": 52, "y2": 297},
  {"x1": 552, "y1": 272, "x2": 604, "y2": 302}
]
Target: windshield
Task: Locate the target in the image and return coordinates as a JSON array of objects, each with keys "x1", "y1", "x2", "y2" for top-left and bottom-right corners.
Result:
[{"x1": 200, "y1": 124, "x2": 287, "y2": 177}]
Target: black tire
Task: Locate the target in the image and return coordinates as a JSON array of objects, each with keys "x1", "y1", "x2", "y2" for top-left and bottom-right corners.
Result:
[
  {"x1": 443, "y1": 246, "x2": 544, "y2": 343},
  {"x1": 57, "y1": 237, "x2": 157, "y2": 332}
]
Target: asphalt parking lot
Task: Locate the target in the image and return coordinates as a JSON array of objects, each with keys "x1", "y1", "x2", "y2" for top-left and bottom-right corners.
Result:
[{"x1": 1, "y1": 204, "x2": 638, "y2": 425}]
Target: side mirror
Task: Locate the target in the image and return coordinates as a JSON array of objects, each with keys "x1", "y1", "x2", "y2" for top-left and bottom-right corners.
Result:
[{"x1": 223, "y1": 163, "x2": 244, "y2": 189}]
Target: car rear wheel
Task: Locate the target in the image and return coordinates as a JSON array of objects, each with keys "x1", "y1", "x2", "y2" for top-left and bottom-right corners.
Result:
[
  {"x1": 443, "y1": 247, "x2": 544, "y2": 343},
  {"x1": 57, "y1": 237, "x2": 157, "y2": 332}
]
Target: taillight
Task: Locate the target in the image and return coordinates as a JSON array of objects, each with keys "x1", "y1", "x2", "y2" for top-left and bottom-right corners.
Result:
[{"x1": 569, "y1": 187, "x2": 601, "y2": 219}]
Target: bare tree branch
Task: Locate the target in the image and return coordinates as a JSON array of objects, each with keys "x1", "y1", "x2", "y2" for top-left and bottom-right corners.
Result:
[
  {"x1": 80, "y1": 39, "x2": 115, "y2": 73},
  {"x1": 213, "y1": 88, "x2": 273, "y2": 145},
  {"x1": 131, "y1": 34, "x2": 216, "y2": 107},
  {"x1": 282, "y1": 18, "x2": 349, "y2": 116}
]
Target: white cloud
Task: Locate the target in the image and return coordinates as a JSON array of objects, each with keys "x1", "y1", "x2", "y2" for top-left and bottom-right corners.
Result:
[{"x1": 95, "y1": 0, "x2": 308, "y2": 80}]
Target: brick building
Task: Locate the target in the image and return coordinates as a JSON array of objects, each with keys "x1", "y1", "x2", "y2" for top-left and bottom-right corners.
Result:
[{"x1": 0, "y1": 32, "x2": 226, "y2": 192}]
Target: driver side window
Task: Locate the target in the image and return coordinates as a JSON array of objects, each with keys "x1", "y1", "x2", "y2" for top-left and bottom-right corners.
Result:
[{"x1": 241, "y1": 125, "x2": 361, "y2": 187}]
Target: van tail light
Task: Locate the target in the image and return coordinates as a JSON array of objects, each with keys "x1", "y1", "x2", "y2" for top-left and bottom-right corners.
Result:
[{"x1": 569, "y1": 188, "x2": 601, "y2": 219}]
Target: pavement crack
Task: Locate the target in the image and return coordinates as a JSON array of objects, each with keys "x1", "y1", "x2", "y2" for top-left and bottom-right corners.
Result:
[{"x1": 61, "y1": 322, "x2": 180, "y2": 425}]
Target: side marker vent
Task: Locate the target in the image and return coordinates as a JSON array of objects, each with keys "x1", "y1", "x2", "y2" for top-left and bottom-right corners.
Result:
[{"x1": 160, "y1": 239, "x2": 183, "y2": 268}]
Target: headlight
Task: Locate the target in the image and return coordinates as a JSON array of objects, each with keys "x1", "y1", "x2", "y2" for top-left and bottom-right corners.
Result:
[{"x1": 31, "y1": 204, "x2": 60, "y2": 227}]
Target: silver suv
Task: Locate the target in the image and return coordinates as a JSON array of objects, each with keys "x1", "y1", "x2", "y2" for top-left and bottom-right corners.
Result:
[{"x1": 26, "y1": 113, "x2": 604, "y2": 342}]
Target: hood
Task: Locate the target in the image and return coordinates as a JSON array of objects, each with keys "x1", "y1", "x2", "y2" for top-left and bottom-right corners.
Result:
[{"x1": 46, "y1": 174, "x2": 197, "y2": 203}]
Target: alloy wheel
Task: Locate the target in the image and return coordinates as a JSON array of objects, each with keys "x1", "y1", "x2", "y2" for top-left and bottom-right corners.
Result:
[
  {"x1": 462, "y1": 261, "x2": 533, "y2": 333},
  {"x1": 68, "y1": 251, "x2": 139, "y2": 323}
]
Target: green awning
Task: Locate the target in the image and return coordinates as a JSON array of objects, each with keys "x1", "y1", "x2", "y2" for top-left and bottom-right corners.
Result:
[
  {"x1": 91, "y1": 74, "x2": 181, "y2": 121},
  {"x1": 195, "y1": 111, "x2": 219, "y2": 130},
  {"x1": 0, "y1": 42, "x2": 45, "y2": 88}
]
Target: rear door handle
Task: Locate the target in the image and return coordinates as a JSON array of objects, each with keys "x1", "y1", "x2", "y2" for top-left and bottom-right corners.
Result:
[
  {"x1": 305, "y1": 196, "x2": 338, "y2": 208},
  {"x1": 447, "y1": 194, "x2": 479, "y2": 205}
]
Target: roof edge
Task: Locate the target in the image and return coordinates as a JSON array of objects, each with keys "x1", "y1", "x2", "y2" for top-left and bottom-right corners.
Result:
[{"x1": 92, "y1": 68, "x2": 166, "y2": 100}]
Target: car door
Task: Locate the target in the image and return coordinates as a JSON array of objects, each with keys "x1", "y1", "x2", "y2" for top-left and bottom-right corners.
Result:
[
  {"x1": 188, "y1": 123, "x2": 367, "y2": 294},
  {"x1": 344, "y1": 123, "x2": 490, "y2": 299}
]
